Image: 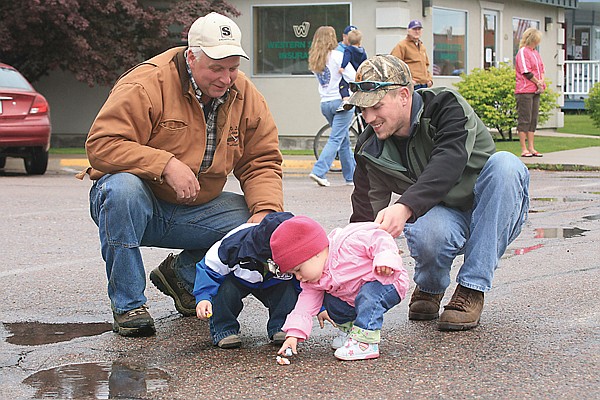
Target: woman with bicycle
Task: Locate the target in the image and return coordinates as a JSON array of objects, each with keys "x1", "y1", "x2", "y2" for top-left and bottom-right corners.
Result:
[{"x1": 307, "y1": 26, "x2": 356, "y2": 187}]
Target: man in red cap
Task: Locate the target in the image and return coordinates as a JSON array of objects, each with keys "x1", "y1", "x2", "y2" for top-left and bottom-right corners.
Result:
[{"x1": 390, "y1": 19, "x2": 433, "y2": 89}]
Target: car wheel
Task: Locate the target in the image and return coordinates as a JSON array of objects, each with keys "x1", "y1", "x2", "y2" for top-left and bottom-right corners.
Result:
[
  {"x1": 24, "y1": 147, "x2": 48, "y2": 175},
  {"x1": 0, "y1": 156, "x2": 5, "y2": 169}
]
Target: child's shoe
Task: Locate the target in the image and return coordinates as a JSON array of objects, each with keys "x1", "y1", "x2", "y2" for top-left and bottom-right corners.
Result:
[
  {"x1": 334, "y1": 338, "x2": 379, "y2": 360},
  {"x1": 331, "y1": 331, "x2": 349, "y2": 350},
  {"x1": 217, "y1": 334, "x2": 241, "y2": 349},
  {"x1": 271, "y1": 331, "x2": 286, "y2": 345}
]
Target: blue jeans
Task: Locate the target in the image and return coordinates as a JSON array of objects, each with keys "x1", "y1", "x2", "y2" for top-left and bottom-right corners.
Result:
[
  {"x1": 89, "y1": 173, "x2": 250, "y2": 314},
  {"x1": 322, "y1": 280, "x2": 401, "y2": 332},
  {"x1": 209, "y1": 276, "x2": 299, "y2": 344},
  {"x1": 311, "y1": 99, "x2": 355, "y2": 182},
  {"x1": 404, "y1": 152, "x2": 530, "y2": 294}
]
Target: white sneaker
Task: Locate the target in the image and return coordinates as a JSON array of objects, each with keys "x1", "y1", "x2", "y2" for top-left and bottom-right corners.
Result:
[
  {"x1": 334, "y1": 338, "x2": 379, "y2": 361},
  {"x1": 309, "y1": 173, "x2": 330, "y2": 187},
  {"x1": 331, "y1": 331, "x2": 349, "y2": 350}
]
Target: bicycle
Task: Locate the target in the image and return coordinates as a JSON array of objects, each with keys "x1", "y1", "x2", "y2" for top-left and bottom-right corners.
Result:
[{"x1": 313, "y1": 107, "x2": 366, "y2": 172}]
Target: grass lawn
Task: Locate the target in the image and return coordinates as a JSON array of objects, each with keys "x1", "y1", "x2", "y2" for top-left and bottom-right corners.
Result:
[
  {"x1": 49, "y1": 147, "x2": 87, "y2": 155},
  {"x1": 53, "y1": 137, "x2": 598, "y2": 157},
  {"x1": 557, "y1": 113, "x2": 600, "y2": 136},
  {"x1": 51, "y1": 113, "x2": 599, "y2": 157},
  {"x1": 494, "y1": 136, "x2": 599, "y2": 156}
]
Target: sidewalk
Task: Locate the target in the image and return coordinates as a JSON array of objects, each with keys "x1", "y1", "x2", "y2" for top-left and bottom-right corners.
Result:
[{"x1": 520, "y1": 130, "x2": 600, "y2": 169}]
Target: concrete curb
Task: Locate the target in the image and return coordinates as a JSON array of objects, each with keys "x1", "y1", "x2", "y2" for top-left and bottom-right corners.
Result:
[{"x1": 60, "y1": 157, "x2": 319, "y2": 171}]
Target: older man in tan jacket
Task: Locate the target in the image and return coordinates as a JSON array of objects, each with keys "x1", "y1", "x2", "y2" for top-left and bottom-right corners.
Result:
[
  {"x1": 390, "y1": 19, "x2": 433, "y2": 89},
  {"x1": 79, "y1": 13, "x2": 283, "y2": 337}
]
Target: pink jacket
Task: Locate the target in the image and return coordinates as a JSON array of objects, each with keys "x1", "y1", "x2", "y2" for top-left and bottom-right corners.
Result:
[
  {"x1": 282, "y1": 222, "x2": 409, "y2": 340},
  {"x1": 515, "y1": 46, "x2": 545, "y2": 94}
]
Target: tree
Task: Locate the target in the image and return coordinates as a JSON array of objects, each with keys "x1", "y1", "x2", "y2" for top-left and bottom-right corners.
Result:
[
  {"x1": 585, "y1": 82, "x2": 600, "y2": 128},
  {"x1": 0, "y1": 0, "x2": 239, "y2": 86},
  {"x1": 454, "y1": 63, "x2": 558, "y2": 140}
]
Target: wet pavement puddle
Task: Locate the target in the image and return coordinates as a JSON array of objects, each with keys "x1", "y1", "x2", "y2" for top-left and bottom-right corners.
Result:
[
  {"x1": 4, "y1": 322, "x2": 112, "y2": 346},
  {"x1": 534, "y1": 227, "x2": 589, "y2": 239},
  {"x1": 23, "y1": 361, "x2": 169, "y2": 399},
  {"x1": 511, "y1": 227, "x2": 590, "y2": 255}
]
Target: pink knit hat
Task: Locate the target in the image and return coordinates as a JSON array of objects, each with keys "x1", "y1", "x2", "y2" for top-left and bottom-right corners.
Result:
[{"x1": 270, "y1": 216, "x2": 329, "y2": 273}]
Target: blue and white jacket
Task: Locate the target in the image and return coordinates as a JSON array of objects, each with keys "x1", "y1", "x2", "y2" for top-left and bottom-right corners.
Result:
[{"x1": 192, "y1": 212, "x2": 299, "y2": 303}]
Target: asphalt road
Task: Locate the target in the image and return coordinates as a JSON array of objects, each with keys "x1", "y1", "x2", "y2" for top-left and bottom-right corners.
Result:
[{"x1": 0, "y1": 162, "x2": 599, "y2": 399}]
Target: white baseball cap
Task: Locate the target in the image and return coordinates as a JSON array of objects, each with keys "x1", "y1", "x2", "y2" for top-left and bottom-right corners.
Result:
[{"x1": 187, "y1": 12, "x2": 249, "y2": 60}]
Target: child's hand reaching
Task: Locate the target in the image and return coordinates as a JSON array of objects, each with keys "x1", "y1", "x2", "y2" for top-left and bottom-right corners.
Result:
[
  {"x1": 196, "y1": 300, "x2": 212, "y2": 320},
  {"x1": 317, "y1": 310, "x2": 336, "y2": 328},
  {"x1": 278, "y1": 336, "x2": 299, "y2": 356},
  {"x1": 375, "y1": 265, "x2": 394, "y2": 276},
  {"x1": 338, "y1": 67, "x2": 344, "y2": 74}
]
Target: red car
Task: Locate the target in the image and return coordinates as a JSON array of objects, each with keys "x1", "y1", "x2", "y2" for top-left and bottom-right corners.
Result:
[{"x1": 0, "y1": 63, "x2": 51, "y2": 175}]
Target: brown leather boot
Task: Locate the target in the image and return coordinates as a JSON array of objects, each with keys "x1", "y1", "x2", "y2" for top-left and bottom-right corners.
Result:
[
  {"x1": 438, "y1": 285, "x2": 484, "y2": 331},
  {"x1": 408, "y1": 286, "x2": 445, "y2": 320},
  {"x1": 149, "y1": 253, "x2": 197, "y2": 316}
]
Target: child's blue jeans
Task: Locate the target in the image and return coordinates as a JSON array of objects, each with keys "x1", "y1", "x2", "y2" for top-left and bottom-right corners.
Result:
[
  {"x1": 323, "y1": 280, "x2": 401, "y2": 332},
  {"x1": 209, "y1": 275, "x2": 299, "y2": 344}
]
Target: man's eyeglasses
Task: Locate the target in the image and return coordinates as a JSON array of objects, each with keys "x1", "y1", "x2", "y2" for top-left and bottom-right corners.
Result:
[{"x1": 349, "y1": 81, "x2": 405, "y2": 92}]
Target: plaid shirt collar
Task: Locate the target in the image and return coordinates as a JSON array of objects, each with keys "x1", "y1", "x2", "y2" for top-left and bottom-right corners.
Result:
[{"x1": 185, "y1": 57, "x2": 228, "y2": 172}]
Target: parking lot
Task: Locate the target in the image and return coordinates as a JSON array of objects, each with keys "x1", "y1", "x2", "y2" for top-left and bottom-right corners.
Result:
[{"x1": 0, "y1": 159, "x2": 599, "y2": 399}]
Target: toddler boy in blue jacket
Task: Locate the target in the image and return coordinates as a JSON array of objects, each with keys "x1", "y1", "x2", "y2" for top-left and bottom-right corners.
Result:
[{"x1": 193, "y1": 212, "x2": 300, "y2": 349}]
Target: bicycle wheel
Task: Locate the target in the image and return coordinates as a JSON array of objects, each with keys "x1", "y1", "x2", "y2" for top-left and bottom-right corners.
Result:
[{"x1": 313, "y1": 124, "x2": 359, "y2": 172}]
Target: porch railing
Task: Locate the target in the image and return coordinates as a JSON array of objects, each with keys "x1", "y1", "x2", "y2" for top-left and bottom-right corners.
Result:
[{"x1": 564, "y1": 60, "x2": 600, "y2": 98}]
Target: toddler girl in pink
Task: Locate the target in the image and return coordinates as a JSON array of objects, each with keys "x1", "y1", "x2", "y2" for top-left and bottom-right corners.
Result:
[{"x1": 271, "y1": 215, "x2": 409, "y2": 361}]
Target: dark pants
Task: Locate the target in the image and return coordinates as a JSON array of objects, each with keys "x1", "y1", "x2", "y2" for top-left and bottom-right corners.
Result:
[{"x1": 209, "y1": 275, "x2": 299, "y2": 344}]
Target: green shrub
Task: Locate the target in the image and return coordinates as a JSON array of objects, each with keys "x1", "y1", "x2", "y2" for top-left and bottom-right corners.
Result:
[
  {"x1": 454, "y1": 63, "x2": 558, "y2": 140},
  {"x1": 584, "y1": 82, "x2": 600, "y2": 128}
]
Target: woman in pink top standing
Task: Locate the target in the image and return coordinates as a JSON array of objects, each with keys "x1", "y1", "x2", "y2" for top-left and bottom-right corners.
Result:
[
  {"x1": 515, "y1": 27, "x2": 546, "y2": 158},
  {"x1": 269, "y1": 215, "x2": 409, "y2": 361}
]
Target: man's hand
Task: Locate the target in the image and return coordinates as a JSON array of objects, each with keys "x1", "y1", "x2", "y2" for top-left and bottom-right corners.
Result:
[
  {"x1": 375, "y1": 203, "x2": 413, "y2": 238},
  {"x1": 162, "y1": 157, "x2": 200, "y2": 204},
  {"x1": 196, "y1": 300, "x2": 212, "y2": 320}
]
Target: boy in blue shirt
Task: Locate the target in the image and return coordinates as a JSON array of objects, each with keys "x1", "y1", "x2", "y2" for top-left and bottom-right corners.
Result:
[{"x1": 193, "y1": 212, "x2": 300, "y2": 348}]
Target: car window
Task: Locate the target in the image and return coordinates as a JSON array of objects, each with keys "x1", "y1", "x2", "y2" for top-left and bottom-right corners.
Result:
[{"x1": 0, "y1": 67, "x2": 32, "y2": 90}]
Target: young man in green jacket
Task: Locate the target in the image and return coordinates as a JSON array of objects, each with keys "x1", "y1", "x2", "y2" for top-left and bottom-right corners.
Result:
[{"x1": 347, "y1": 55, "x2": 530, "y2": 331}]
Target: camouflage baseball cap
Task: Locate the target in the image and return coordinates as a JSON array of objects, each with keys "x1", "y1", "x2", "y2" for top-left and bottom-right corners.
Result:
[{"x1": 346, "y1": 54, "x2": 412, "y2": 109}]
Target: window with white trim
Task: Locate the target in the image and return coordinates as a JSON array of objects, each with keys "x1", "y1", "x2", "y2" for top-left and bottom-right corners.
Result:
[{"x1": 252, "y1": 4, "x2": 351, "y2": 76}]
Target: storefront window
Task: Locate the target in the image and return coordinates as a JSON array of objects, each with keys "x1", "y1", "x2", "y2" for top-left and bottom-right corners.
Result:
[
  {"x1": 253, "y1": 4, "x2": 350, "y2": 75},
  {"x1": 512, "y1": 18, "x2": 540, "y2": 58},
  {"x1": 432, "y1": 8, "x2": 467, "y2": 76}
]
